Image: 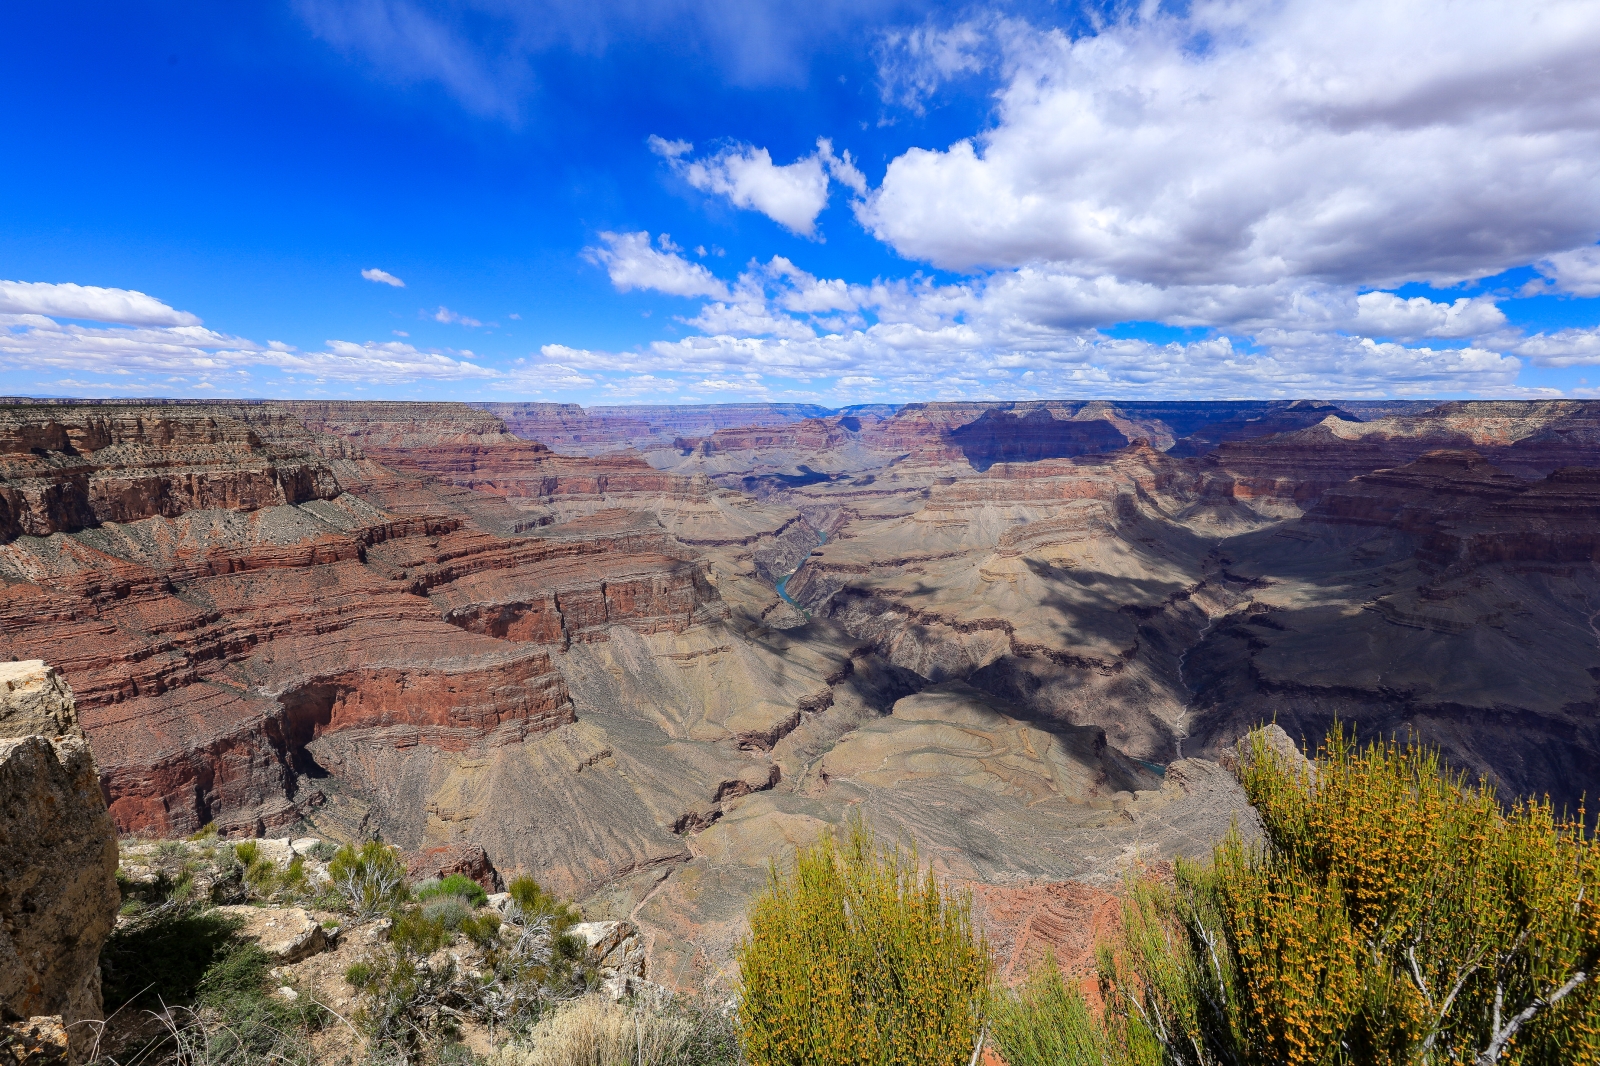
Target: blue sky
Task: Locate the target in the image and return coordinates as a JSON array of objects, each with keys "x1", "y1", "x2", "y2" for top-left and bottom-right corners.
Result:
[{"x1": 3, "y1": 0, "x2": 1600, "y2": 405}]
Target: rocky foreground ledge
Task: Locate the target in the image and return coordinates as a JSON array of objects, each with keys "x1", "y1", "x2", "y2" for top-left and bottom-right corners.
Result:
[{"x1": 0, "y1": 661, "x2": 121, "y2": 1064}]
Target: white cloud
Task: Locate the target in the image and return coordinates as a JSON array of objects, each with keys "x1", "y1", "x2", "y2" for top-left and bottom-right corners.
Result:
[
  {"x1": 647, "y1": 135, "x2": 692, "y2": 159},
  {"x1": 859, "y1": 0, "x2": 1600, "y2": 289},
  {"x1": 0, "y1": 280, "x2": 202, "y2": 327},
  {"x1": 1536, "y1": 247, "x2": 1600, "y2": 298},
  {"x1": 1510, "y1": 327, "x2": 1600, "y2": 368},
  {"x1": 543, "y1": 244, "x2": 1539, "y2": 399},
  {"x1": 1350, "y1": 292, "x2": 1505, "y2": 340},
  {"x1": 432, "y1": 305, "x2": 482, "y2": 327},
  {"x1": 0, "y1": 307, "x2": 496, "y2": 386},
  {"x1": 362, "y1": 267, "x2": 406, "y2": 287},
  {"x1": 875, "y1": 16, "x2": 997, "y2": 112},
  {"x1": 681, "y1": 143, "x2": 831, "y2": 236},
  {"x1": 0, "y1": 313, "x2": 263, "y2": 375},
  {"x1": 583, "y1": 231, "x2": 731, "y2": 299},
  {"x1": 282, "y1": 339, "x2": 496, "y2": 381},
  {"x1": 815, "y1": 138, "x2": 868, "y2": 198}
]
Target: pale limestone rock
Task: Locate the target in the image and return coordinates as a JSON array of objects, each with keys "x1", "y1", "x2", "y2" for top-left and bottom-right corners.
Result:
[
  {"x1": 214, "y1": 907, "x2": 336, "y2": 964},
  {"x1": 0, "y1": 665, "x2": 118, "y2": 1064},
  {"x1": 570, "y1": 920, "x2": 646, "y2": 980},
  {"x1": 0, "y1": 662, "x2": 77, "y2": 740}
]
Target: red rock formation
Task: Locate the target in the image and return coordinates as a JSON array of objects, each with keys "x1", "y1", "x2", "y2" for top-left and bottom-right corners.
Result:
[
  {"x1": 407, "y1": 843, "x2": 501, "y2": 892},
  {"x1": 0, "y1": 406, "x2": 340, "y2": 539},
  {"x1": 969, "y1": 879, "x2": 1126, "y2": 986},
  {"x1": 0, "y1": 403, "x2": 723, "y2": 838}
]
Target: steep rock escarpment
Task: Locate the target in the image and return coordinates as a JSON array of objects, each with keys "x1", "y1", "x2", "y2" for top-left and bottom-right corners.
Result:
[
  {"x1": 783, "y1": 445, "x2": 1265, "y2": 762},
  {"x1": 0, "y1": 406, "x2": 340, "y2": 539},
  {"x1": 0, "y1": 404, "x2": 730, "y2": 846},
  {"x1": 0, "y1": 661, "x2": 120, "y2": 1061},
  {"x1": 1182, "y1": 451, "x2": 1600, "y2": 813}
]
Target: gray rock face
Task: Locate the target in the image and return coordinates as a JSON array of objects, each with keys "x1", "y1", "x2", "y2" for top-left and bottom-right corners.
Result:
[{"x1": 0, "y1": 662, "x2": 120, "y2": 1062}]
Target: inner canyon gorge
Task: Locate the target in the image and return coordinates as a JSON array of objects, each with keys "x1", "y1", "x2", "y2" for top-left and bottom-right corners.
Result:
[{"x1": 5, "y1": 395, "x2": 1598, "y2": 991}]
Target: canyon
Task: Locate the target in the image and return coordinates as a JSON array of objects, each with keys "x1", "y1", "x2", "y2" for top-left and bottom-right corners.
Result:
[{"x1": 2, "y1": 395, "x2": 1597, "y2": 991}]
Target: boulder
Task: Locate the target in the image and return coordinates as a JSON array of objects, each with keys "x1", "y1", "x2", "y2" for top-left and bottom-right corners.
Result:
[
  {"x1": 0, "y1": 663, "x2": 119, "y2": 1063},
  {"x1": 405, "y1": 843, "x2": 501, "y2": 892},
  {"x1": 0, "y1": 662, "x2": 78, "y2": 741},
  {"x1": 569, "y1": 920, "x2": 645, "y2": 978},
  {"x1": 1220, "y1": 724, "x2": 1318, "y2": 784},
  {"x1": 570, "y1": 920, "x2": 649, "y2": 1000},
  {"x1": 213, "y1": 907, "x2": 337, "y2": 964}
]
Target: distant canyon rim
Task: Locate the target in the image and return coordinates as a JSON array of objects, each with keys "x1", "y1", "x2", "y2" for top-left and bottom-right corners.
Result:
[{"x1": 3, "y1": 394, "x2": 1597, "y2": 990}]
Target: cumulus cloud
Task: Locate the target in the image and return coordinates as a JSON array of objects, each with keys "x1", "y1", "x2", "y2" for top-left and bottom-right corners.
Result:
[
  {"x1": 1509, "y1": 327, "x2": 1600, "y2": 368},
  {"x1": 542, "y1": 244, "x2": 1542, "y2": 399},
  {"x1": 0, "y1": 280, "x2": 202, "y2": 327},
  {"x1": 680, "y1": 143, "x2": 831, "y2": 236},
  {"x1": 655, "y1": 136, "x2": 868, "y2": 236},
  {"x1": 583, "y1": 231, "x2": 731, "y2": 299},
  {"x1": 1349, "y1": 293, "x2": 1505, "y2": 340},
  {"x1": 859, "y1": 0, "x2": 1600, "y2": 288},
  {"x1": 1, "y1": 300, "x2": 496, "y2": 386},
  {"x1": 362, "y1": 268, "x2": 406, "y2": 287},
  {"x1": 553, "y1": 0, "x2": 1600, "y2": 401},
  {"x1": 1536, "y1": 247, "x2": 1600, "y2": 298}
]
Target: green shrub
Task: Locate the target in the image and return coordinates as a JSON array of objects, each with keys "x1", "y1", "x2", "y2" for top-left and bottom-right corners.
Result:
[
  {"x1": 990, "y1": 953, "x2": 1141, "y2": 1066},
  {"x1": 736, "y1": 815, "x2": 991, "y2": 1066},
  {"x1": 422, "y1": 896, "x2": 472, "y2": 932},
  {"x1": 436, "y1": 872, "x2": 489, "y2": 907},
  {"x1": 391, "y1": 908, "x2": 452, "y2": 956},
  {"x1": 462, "y1": 911, "x2": 503, "y2": 948},
  {"x1": 328, "y1": 839, "x2": 410, "y2": 920}
]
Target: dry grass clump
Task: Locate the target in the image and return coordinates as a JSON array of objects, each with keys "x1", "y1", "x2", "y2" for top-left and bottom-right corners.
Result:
[{"x1": 487, "y1": 996, "x2": 693, "y2": 1066}]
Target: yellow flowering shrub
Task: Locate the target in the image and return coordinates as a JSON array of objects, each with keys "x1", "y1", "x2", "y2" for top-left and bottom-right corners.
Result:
[
  {"x1": 736, "y1": 816, "x2": 991, "y2": 1066},
  {"x1": 994, "y1": 726, "x2": 1600, "y2": 1066}
]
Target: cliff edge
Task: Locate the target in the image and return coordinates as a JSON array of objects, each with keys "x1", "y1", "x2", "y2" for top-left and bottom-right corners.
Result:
[{"x1": 0, "y1": 661, "x2": 120, "y2": 1063}]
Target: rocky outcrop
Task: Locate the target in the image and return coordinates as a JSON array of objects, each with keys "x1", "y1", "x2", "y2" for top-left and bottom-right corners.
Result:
[
  {"x1": 949, "y1": 408, "x2": 1130, "y2": 470},
  {"x1": 0, "y1": 662, "x2": 79, "y2": 740},
  {"x1": 0, "y1": 662, "x2": 119, "y2": 1062},
  {"x1": 406, "y1": 843, "x2": 501, "y2": 892},
  {"x1": 212, "y1": 907, "x2": 337, "y2": 964}
]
